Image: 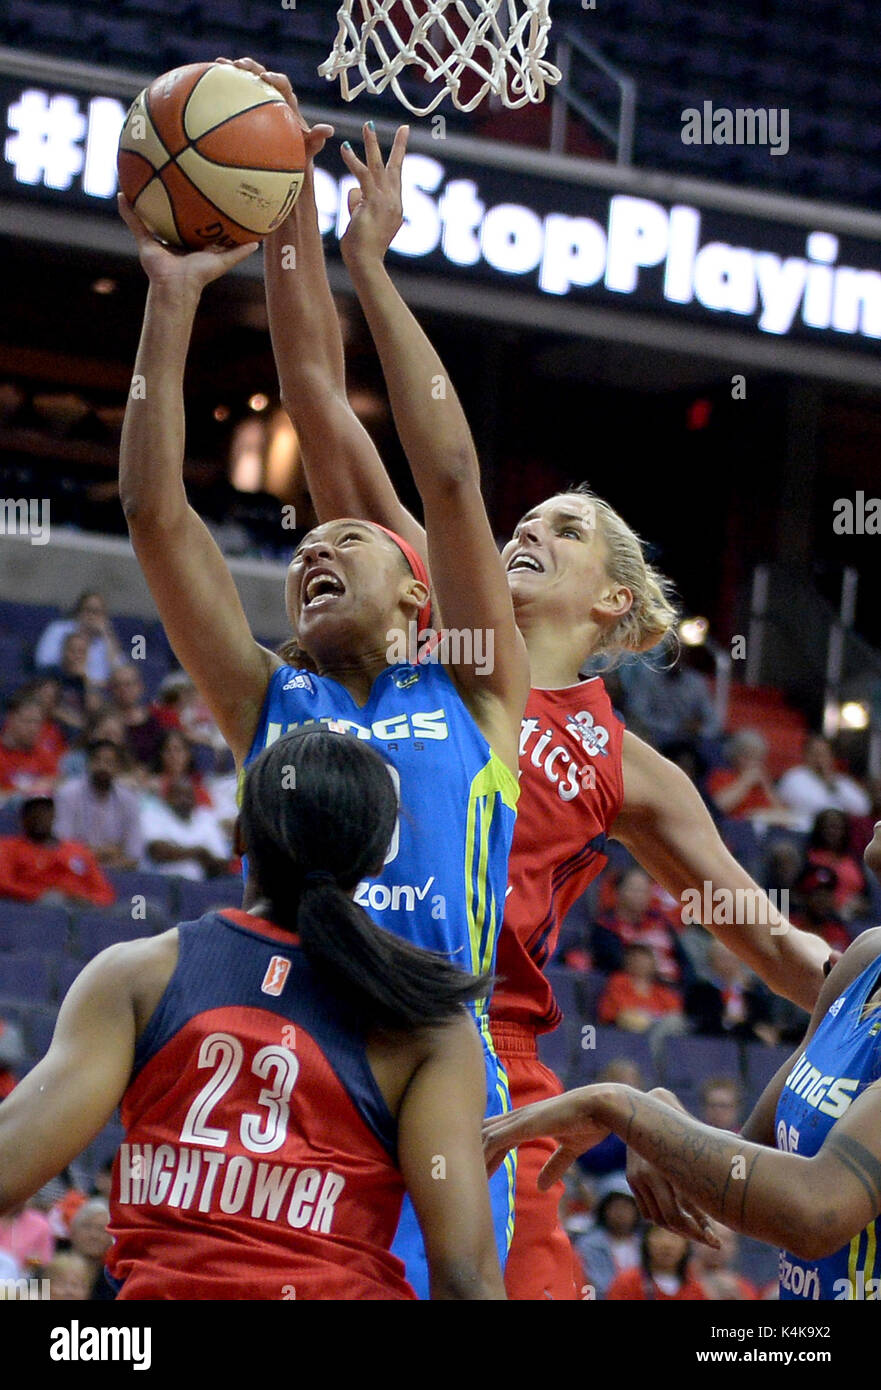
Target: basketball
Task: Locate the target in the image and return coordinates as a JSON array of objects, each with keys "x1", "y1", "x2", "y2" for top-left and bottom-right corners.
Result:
[{"x1": 116, "y1": 62, "x2": 306, "y2": 250}]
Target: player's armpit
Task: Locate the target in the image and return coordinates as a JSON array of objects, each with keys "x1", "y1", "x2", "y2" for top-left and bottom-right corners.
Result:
[
  {"x1": 397, "y1": 1013, "x2": 506, "y2": 1299},
  {"x1": 0, "y1": 943, "x2": 141, "y2": 1212}
]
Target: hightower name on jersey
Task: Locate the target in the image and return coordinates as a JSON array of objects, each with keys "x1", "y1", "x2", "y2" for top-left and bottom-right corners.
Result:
[{"x1": 118, "y1": 1142, "x2": 345, "y2": 1233}]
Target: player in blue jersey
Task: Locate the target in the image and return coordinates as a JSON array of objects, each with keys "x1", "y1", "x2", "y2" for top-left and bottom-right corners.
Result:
[
  {"x1": 485, "y1": 822, "x2": 881, "y2": 1299},
  {"x1": 117, "y1": 120, "x2": 530, "y2": 1295}
]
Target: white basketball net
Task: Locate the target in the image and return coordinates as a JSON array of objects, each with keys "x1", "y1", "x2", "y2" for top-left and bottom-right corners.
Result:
[{"x1": 319, "y1": 0, "x2": 561, "y2": 116}]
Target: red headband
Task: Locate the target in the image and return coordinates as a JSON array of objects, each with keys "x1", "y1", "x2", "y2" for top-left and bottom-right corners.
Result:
[{"x1": 374, "y1": 525, "x2": 432, "y2": 633}]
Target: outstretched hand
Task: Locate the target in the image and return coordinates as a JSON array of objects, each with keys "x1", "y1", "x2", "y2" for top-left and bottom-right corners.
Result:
[
  {"x1": 214, "y1": 56, "x2": 334, "y2": 164},
  {"x1": 339, "y1": 124, "x2": 409, "y2": 269},
  {"x1": 117, "y1": 195, "x2": 259, "y2": 293},
  {"x1": 483, "y1": 1089, "x2": 611, "y2": 1189},
  {"x1": 626, "y1": 1148, "x2": 722, "y2": 1248}
]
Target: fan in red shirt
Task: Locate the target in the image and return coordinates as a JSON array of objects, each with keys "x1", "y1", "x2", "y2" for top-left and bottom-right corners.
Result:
[
  {"x1": 0, "y1": 796, "x2": 114, "y2": 908},
  {"x1": 606, "y1": 1225, "x2": 707, "y2": 1300},
  {"x1": 597, "y1": 945, "x2": 683, "y2": 1031},
  {"x1": 0, "y1": 694, "x2": 60, "y2": 799}
]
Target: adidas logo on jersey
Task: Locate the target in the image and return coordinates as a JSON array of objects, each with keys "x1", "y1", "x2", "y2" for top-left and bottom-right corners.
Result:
[
  {"x1": 828, "y1": 995, "x2": 845, "y2": 1017},
  {"x1": 261, "y1": 956, "x2": 291, "y2": 997},
  {"x1": 282, "y1": 673, "x2": 315, "y2": 693}
]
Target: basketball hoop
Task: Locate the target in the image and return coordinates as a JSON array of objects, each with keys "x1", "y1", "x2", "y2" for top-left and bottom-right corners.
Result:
[{"x1": 318, "y1": 1, "x2": 561, "y2": 117}]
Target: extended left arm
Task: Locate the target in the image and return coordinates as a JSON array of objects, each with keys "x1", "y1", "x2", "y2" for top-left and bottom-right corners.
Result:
[
  {"x1": 0, "y1": 944, "x2": 139, "y2": 1211},
  {"x1": 486, "y1": 1080, "x2": 881, "y2": 1263},
  {"x1": 340, "y1": 128, "x2": 529, "y2": 765},
  {"x1": 614, "y1": 731, "x2": 828, "y2": 1010}
]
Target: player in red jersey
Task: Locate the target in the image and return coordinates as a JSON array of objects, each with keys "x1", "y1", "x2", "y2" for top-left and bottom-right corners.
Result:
[
  {"x1": 245, "y1": 61, "x2": 832, "y2": 1298},
  {"x1": 0, "y1": 729, "x2": 505, "y2": 1300}
]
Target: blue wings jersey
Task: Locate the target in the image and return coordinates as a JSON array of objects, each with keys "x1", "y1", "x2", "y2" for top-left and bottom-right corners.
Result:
[
  {"x1": 774, "y1": 953, "x2": 881, "y2": 1300},
  {"x1": 246, "y1": 661, "x2": 520, "y2": 1289}
]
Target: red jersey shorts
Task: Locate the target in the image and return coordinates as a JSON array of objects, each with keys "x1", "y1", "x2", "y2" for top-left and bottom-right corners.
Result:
[{"x1": 491, "y1": 1022, "x2": 583, "y2": 1302}]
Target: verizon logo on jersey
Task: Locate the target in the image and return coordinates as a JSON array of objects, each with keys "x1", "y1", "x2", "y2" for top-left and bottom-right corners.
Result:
[{"x1": 118, "y1": 1143, "x2": 345, "y2": 1234}]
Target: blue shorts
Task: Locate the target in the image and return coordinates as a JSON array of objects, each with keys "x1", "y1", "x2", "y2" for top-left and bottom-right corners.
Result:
[{"x1": 391, "y1": 1027, "x2": 516, "y2": 1300}]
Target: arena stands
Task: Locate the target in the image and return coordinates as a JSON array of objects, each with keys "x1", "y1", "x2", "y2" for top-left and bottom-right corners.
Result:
[{"x1": 2, "y1": 0, "x2": 881, "y2": 205}]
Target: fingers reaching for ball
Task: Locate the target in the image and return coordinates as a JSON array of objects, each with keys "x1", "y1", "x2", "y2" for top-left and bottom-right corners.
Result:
[
  {"x1": 118, "y1": 193, "x2": 259, "y2": 291},
  {"x1": 339, "y1": 125, "x2": 410, "y2": 268},
  {"x1": 215, "y1": 56, "x2": 334, "y2": 160}
]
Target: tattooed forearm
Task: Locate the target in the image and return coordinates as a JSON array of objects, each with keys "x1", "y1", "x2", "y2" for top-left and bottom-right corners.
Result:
[
  {"x1": 738, "y1": 1151, "x2": 762, "y2": 1228},
  {"x1": 824, "y1": 1133, "x2": 881, "y2": 1217},
  {"x1": 597, "y1": 1089, "x2": 743, "y2": 1217}
]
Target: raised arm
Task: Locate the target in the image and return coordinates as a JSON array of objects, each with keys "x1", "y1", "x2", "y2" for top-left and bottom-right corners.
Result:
[
  {"x1": 339, "y1": 128, "x2": 529, "y2": 767},
  {"x1": 117, "y1": 200, "x2": 278, "y2": 763},
  {"x1": 213, "y1": 59, "x2": 423, "y2": 551},
  {"x1": 399, "y1": 1013, "x2": 506, "y2": 1299},
  {"x1": 614, "y1": 731, "x2": 829, "y2": 1010}
]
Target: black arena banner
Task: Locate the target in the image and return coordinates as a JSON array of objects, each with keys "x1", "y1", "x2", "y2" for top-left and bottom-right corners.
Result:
[{"x1": 2, "y1": 70, "x2": 881, "y2": 353}]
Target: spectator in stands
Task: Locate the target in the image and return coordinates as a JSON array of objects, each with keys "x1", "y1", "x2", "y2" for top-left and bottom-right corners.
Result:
[
  {"x1": 606, "y1": 1225, "x2": 706, "y2": 1300},
  {"x1": 17, "y1": 676, "x2": 67, "y2": 762},
  {"x1": 107, "y1": 664, "x2": 166, "y2": 772},
  {"x1": 0, "y1": 1017, "x2": 24, "y2": 1100},
  {"x1": 91, "y1": 1159, "x2": 115, "y2": 1202},
  {"x1": 578, "y1": 1059, "x2": 645, "y2": 1180},
  {"x1": 141, "y1": 778, "x2": 231, "y2": 881},
  {"x1": 618, "y1": 653, "x2": 720, "y2": 753},
  {"x1": 43, "y1": 1250, "x2": 93, "y2": 1301},
  {"x1": 46, "y1": 630, "x2": 105, "y2": 740},
  {"x1": 597, "y1": 943, "x2": 683, "y2": 1032},
  {"x1": 68, "y1": 1198, "x2": 114, "y2": 1300},
  {"x1": 763, "y1": 837, "x2": 805, "y2": 898},
  {"x1": 150, "y1": 729, "x2": 212, "y2": 808},
  {"x1": 851, "y1": 777, "x2": 881, "y2": 869},
  {"x1": 690, "y1": 1226, "x2": 758, "y2": 1300},
  {"x1": 790, "y1": 864, "x2": 851, "y2": 954},
  {"x1": 699, "y1": 1077, "x2": 742, "y2": 1131},
  {"x1": 154, "y1": 671, "x2": 227, "y2": 762},
  {"x1": 0, "y1": 795, "x2": 114, "y2": 907},
  {"x1": 591, "y1": 866, "x2": 691, "y2": 986},
  {"x1": 58, "y1": 708, "x2": 132, "y2": 784},
  {"x1": 576, "y1": 1174, "x2": 642, "y2": 1301},
  {"x1": 805, "y1": 808, "x2": 869, "y2": 922},
  {"x1": 705, "y1": 730, "x2": 794, "y2": 826},
  {"x1": 0, "y1": 1199, "x2": 54, "y2": 1270},
  {"x1": 776, "y1": 734, "x2": 871, "y2": 833},
  {"x1": 34, "y1": 591, "x2": 124, "y2": 685},
  {"x1": 53, "y1": 740, "x2": 143, "y2": 871},
  {"x1": 0, "y1": 693, "x2": 60, "y2": 800},
  {"x1": 684, "y1": 940, "x2": 777, "y2": 1044}
]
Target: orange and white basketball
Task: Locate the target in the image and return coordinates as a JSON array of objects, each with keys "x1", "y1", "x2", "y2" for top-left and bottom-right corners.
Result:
[{"x1": 117, "y1": 62, "x2": 306, "y2": 250}]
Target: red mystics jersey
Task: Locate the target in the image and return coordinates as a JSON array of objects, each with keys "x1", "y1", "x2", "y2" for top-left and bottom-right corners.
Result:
[
  {"x1": 107, "y1": 909, "x2": 415, "y2": 1301},
  {"x1": 491, "y1": 679, "x2": 626, "y2": 1033}
]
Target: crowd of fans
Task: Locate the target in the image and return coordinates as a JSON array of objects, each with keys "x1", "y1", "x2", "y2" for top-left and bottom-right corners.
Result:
[{"x1": 0, "y1": 592, "x2": 239, "y2": 908}]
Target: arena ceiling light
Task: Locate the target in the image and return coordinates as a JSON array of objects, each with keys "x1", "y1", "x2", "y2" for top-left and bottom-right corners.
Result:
[{"x1": 679, "y1": 616, "x2": 710, "y2": 647}]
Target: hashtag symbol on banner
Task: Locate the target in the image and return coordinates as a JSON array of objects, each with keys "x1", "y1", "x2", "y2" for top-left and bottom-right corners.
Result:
[{"x1": 5, "y1": 89, "x2": 86, "y2": 189}]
